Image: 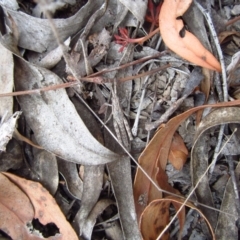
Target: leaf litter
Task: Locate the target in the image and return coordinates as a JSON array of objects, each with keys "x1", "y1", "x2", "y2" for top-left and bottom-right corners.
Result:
[{"x1": 0, "y1": 0, "x2": 240, "y2": 239}]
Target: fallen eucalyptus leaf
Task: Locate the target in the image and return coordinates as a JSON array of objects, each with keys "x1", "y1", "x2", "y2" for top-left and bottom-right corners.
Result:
[
  {"x1": 140, "y1": 197, "x2": 215, "y2": 240},
  {"x1": 0, "y1": 111, "x2": 21, "y2": 152},
  {"x1": 58, "y1": 158, "x2": 83, "y2": 200},
  {"x1": 0, "y1": 42, "x2": 14, "y2": 119},
  {"x1": 107, "y1": 157, "x2": 142, "y2": 239},
  {"x1": 118, "y1": 0, "x2": 147, "y2": 24},
  {"x1": 78, "y1": 199, "x2": 116, "y2": 240},
  {"x1": 159, "y1": 0, "x2": 221, "y2": 71},
  {"x1": 191, "y1": 107, "x2": 240, "y2": 228},
  {"x1": 1, "y1": 172, "x2": 78, "y2": 239},
  {"x1": 76, "y1": 165, "x2": 104, "y2": 237},
  {"x1": 135, "y1": 101, "x2": 240, "y2": 221},
  {"x1": 31, "y1": 147, "x2": 59, "y2": 195},
  {"x1": 0, "y1": 0, "x2": 18, "y2": 10},
  {"x1": 191, "y1": 132, "x2": 217, "y2": 227},
  {"x1": 0, "y1": 139, "x2": 23, "y2": 171},
  {"x1": 14, "y1": 57, "x2": 121, "y2": 165},
  {"x1": 1, "y1": 0, "x2": 104, "y2": 52},
  {"x1": 215, "y1": 162, "x2": 240, "y2": 240}
]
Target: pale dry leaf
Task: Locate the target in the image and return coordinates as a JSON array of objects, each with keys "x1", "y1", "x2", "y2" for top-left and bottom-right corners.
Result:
[
  {"x1": 215, "y1": 162, "x2": 240, "y2": 240},
  {"x1": 101, "y1": 42, "x2": 141, "y2": 239},
  {"x1": 191, "y1": 132, "x2": 217, "y2": 228},
  {"x1": 79, "y1": 199, "x2": 116, "y2": 240},
  {"x1": 1, "y1": 0, "x2": 103, "y2": 52},
  {"x1": 31, "y1": 147, "x2": 59, "y2": 195},
  {"x1": 104, "y1": 220, "x2": 123, "y2": 240},
  {"x1": 227, "y1": 50, "x2": 240, "y2": 81},
  {"x1": 0, "y1": 0, "x2": 18, "y2": 10},
  {"x1": 32, "y1": 0, "x2": 76, "y2": 18},
  {"x1": 118, "y1": 0, "x2": 147, "y2": 24},
  {"x1": 14, "y1": 57, "x2": 121, "y2": 165},
  {"x1": 76, "y1": 165, "x2": 104, "y2": 237},
  {"x1": 191, "y1": 107, "x2": 240, "y2": 228},
  {"x1": 107, "y1": 157, "x2": 142, "y2": 240},
  {"x1": 28, "y1": 38, "x2": 71, "y2": 69},
  {"x1": 0, "y1": 111, "x2": 21, "y2": 152},
  {"x1": 0, "y1": 42, "x2": 14, "y2": 119},
  {"x1": 58, "y1": 158, "x2": 83, "y2": 200}
]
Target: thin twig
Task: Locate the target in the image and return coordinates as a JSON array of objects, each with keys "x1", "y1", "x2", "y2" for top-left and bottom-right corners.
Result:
[
  {"x1": 0, "y1": 65, "x2": 170, "y2": 98},
  {"x1": 88, "y1": 51, "x2": 168, "y2": 77},
  {"x1": 225, "y1": 15, "x2": 240, "y2": 27},
  {"x1": 131, "y1": 37, "x2": 162, "y2": 137}
]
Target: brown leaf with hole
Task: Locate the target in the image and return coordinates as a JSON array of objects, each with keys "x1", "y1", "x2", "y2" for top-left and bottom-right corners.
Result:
[
  {"x1": 140, "y1": 197, "x2": 215, "y2": 240},
  {"x1": 159, "y1": 0, "x2": 221, "y2": 72},
  {"x1": 168, "y1": 132, "x2": 188, "y2": 170},
  {"x1": 0, "y1": 172, "x2": 78, "y2": 240}
]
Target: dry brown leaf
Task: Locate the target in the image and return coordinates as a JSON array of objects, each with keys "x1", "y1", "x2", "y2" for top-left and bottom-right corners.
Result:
[
  {"x1": 168, "y1": 132, "x2": 188, "y2": 170},
  {"x1": 134, "y1": 99, "x2": 240, "y2": 222},
  {"x1": 140, "y1": 197, "x2": 215, "y2": 240},
  {"x1": 218, "y1": 31, "x2": 240, "y2": 44},
  {"x1": 159, "y1": 0, "x2": 221, "y2": 72},
  {"x1": 197, "y1": 68, "x2": 212, "y2": 125},
  {"x1": 0, "y1": 173, "x2": 34, "y2": 240},
  {"x1": 0, "y1": 172, "x2": 78, "y2": 239}
]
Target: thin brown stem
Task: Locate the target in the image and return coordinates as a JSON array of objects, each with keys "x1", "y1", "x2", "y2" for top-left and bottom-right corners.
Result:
[{"x1": 225, "y1": 15, "x2": 240, "y2": 26}]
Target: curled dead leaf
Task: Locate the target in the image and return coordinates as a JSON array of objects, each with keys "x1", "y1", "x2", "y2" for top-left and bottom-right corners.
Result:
[
  {"x1": 159, "y1": 0, "x2": 221, "y2": 72},
  {"x1": 134, "y1": 99, "x2": 240, "y2": 223},
  {"x1": 140, "y1": 197, "x2": 215, "y2": 240}
]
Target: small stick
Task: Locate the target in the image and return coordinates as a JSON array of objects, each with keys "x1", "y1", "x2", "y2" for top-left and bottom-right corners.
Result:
[
  {"x1": 225, "y1": 15, "x2": 240, "y2": 27},
  {"x1": 88, "y1": 51, "x2": 168, "y2": 77},
  {"x1": 0, "y1": 65, "x2": 170, "y2": 98}
]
